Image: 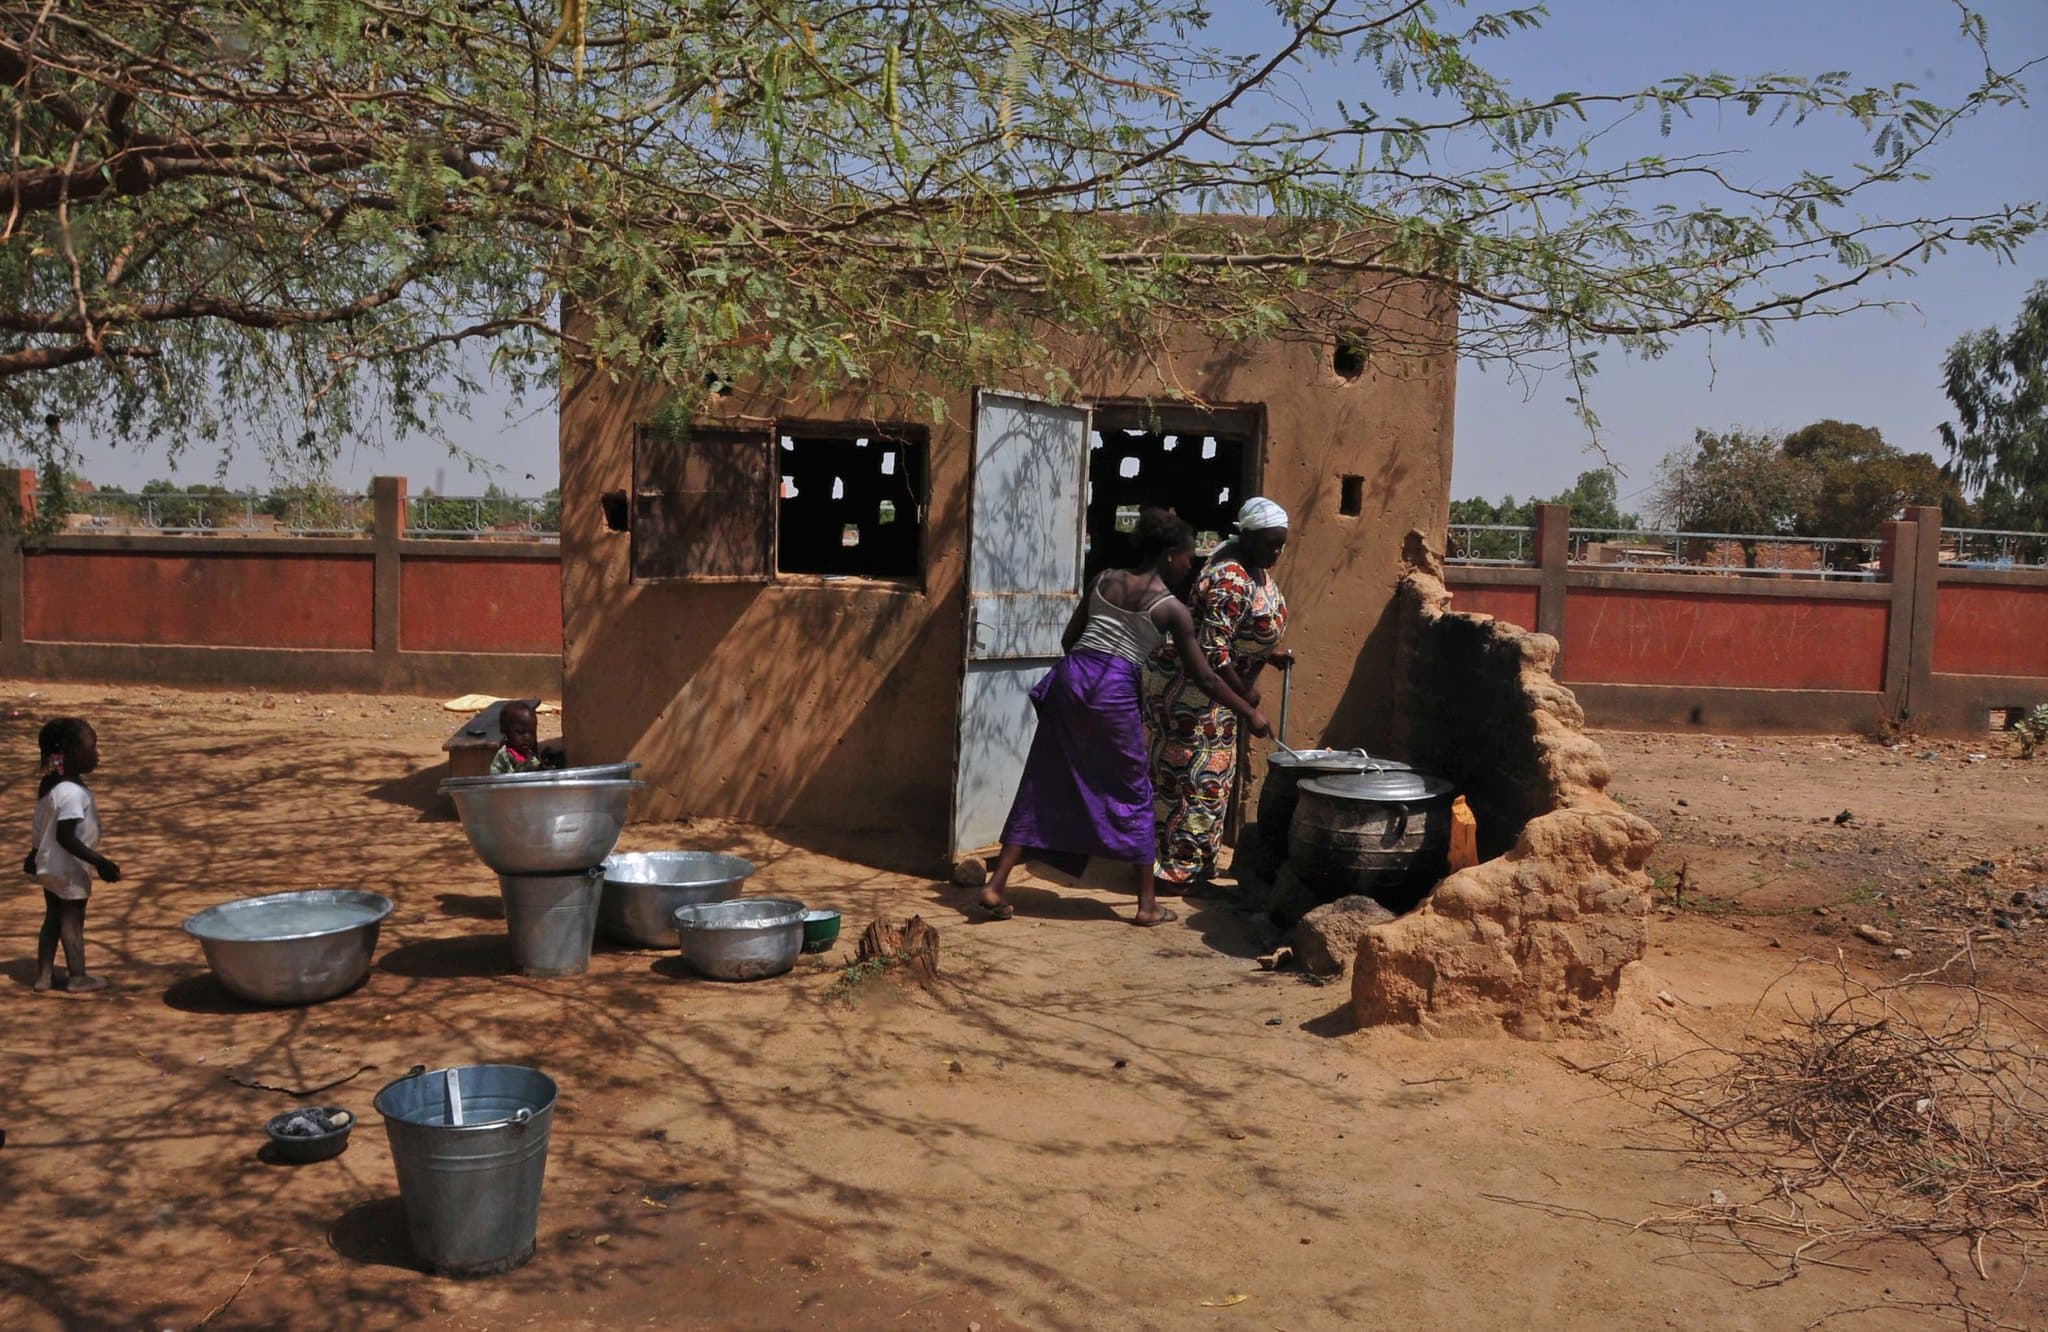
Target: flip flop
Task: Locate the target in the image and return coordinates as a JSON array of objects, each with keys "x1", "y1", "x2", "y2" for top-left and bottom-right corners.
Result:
[
  {"x1": 1133, "y1": 907, "x2": 1180, "y2": 928},
  {"x1": 977, "y1": 897, "x2": 1016, "y2": 921}
]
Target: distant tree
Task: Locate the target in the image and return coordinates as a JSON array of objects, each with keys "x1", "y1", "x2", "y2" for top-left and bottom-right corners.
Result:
[
  {"x1": 1651, "y1": 428, "x2": 1810, "y2": 566},
  {"x1": 1550, "y1": 469, "x2": 1638, "y2": 531},
  {"x1": 1783, "y1": 419, "x2": 1963, "y2": 534},
  {"x1": 1940, "y1": 281, "x2": 2048, "y2": 531},
  {"x1": 1447, "y1": 468, "x2": 1636, "y2": 561},
  {"x1": 1449, "y1": 494, "x2": 1527, "y2": 527}
]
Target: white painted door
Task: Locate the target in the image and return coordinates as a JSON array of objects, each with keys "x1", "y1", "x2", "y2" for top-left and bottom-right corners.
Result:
[{"x1": 951, "y1": 391, "x2": 1092, "y2": 858}]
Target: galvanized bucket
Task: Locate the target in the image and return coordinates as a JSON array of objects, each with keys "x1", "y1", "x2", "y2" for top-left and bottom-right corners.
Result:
[
  {"x1": 374, "y1": 1064, "x2": 558, "y2": 1278},
  {"x1": 497, "y1": 868, "x2": 602, "y2": 977}
]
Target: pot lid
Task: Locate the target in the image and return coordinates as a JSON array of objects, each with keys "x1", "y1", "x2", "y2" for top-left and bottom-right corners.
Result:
[
  {"x1": 1267, "y1": 747, "x2": 1412, "y2": 774},
  {"x1": 1298, "y1": 771, "x2": 1454, "y2": 802}
]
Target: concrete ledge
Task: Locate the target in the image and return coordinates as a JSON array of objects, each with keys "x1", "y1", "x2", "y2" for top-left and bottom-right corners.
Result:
[
  {"x1": 33, "y1": 534, "x2": 373, "y2": 558},
  {"x1": 16, "y1": 641, "x2": 559, "y2": 697},
  {"x1": 398, "y1": 539, "x2": 561, "y2": 560},
  {"x1": 1565, "y1": 681, "x2": 1890, "y2": 733},
  {"x1": 1564, "y1": 569, "x2": 1892, "y2": 600},
  {"x1": 28, "y1": 533, "x2": 559, "y2": 562},
  {"x1": 1445, "y1": 565, "x2": 1540, "y2": 586},
  {"x1": 1937, "y1": 567, "x2": 2048, "y2": 589}
]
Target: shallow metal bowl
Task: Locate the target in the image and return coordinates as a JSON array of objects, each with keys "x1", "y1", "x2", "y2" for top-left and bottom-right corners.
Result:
[
  {"x1": 439, "y1": 777, "x2": 642, "y2": 874},
  {"x1": 670, "y1": 897, "x2": 806, "y2": 981},
  {"x1": 599, "y1": 851, "x2": 756, "y2": 948},
  {"x1": 183, "y1": 889, "x2": 393, "y2": 1005}
]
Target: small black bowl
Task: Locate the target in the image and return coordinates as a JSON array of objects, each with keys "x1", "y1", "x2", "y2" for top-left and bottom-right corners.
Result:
[{"x1": 264, "y1": 1106, "x2": 355, "y2": 1164}]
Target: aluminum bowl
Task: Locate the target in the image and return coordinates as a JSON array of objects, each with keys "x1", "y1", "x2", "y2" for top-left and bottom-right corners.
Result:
[
  {"x1": 439, "y1": 776, "x2": 642, "y2": 874},
  {"x1": 183, "y1": 889, "x2": 393, "y2": 1005},
  {"x1": 670, "y1": 897, "x2": 806, "y2": 981},
  {"x1": 600, "y1": 851, "x2": 756, "y2": 948}
]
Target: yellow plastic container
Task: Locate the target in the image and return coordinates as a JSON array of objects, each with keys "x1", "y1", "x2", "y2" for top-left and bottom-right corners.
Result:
[{"x1": 1448, "y1": 795, "x2": 1479, "y2": 871}]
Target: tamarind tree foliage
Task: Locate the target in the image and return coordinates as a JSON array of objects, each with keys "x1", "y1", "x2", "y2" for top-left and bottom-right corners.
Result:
[{"x1": 2, "y1": 1, "x2": 2040, "y2": 466}]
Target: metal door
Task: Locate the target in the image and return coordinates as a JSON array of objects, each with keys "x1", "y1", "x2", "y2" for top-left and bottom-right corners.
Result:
[{"x1": 951, "y1": 391, "x2": 1092, "y2": 858}]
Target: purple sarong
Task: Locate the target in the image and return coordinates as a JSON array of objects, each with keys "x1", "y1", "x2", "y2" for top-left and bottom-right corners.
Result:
[{"x1": 999, "y1": 648, "x2": 1155, "y2": 870}]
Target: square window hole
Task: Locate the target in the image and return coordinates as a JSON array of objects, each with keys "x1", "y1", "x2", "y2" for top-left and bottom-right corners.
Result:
[
  {"x1": 1339, "y1": 474, "x2": 1364, "y2": 517},
  {"x1": 776, "y1": 425, "x2": 926, "y2": 578}
]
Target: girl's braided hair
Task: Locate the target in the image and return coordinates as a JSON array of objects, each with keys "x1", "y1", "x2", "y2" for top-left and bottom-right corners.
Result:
[{"x1": 37, "y1": 717, "x2": 91, "y2": 797}]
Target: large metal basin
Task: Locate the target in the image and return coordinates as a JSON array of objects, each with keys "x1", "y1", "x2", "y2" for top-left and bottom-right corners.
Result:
[
  {"x1": 671, "y1": 897, "x2": 805, "y2": 981},
  {"x1": 600, "y1": 851, "x2": 756, "y2": 948},
  {"x1": 440, "y1": 762, "x2": 641, "y2": 790},
  {"x1": 440, "y1": 776, "x2": 642, "y2": 874},
  {"x1": 183, "y1": 889, "x2": 393, "y2": 1005}
]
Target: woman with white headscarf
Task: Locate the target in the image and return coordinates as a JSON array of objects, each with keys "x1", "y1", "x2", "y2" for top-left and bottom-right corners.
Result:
[{"x1": 1142, "y1": 497, "x2": 1295, "y2": 889}]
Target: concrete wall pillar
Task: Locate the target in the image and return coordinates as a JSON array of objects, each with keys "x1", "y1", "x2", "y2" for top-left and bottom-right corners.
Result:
[
  {"x1": 0, "y1": 467, "x2": 33, "y2": 674},
  {"x1": 372, "y1": 476, "x2": 407, "y2": 661},
  {"x1": 1878, "y1": 515, "x2": 1918, "y2": 721},
  {"x1": 1903, "y1": 504, "x2": 1944, "y2": 723},
  {"x1": 1533, "y1": 502, "x2": 1570, "y2": 657}
]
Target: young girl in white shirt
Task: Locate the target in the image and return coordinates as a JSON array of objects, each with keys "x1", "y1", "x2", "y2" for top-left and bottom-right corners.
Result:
[{"x1": 24, "y1": 717, "x2": 121, "y2": 994}]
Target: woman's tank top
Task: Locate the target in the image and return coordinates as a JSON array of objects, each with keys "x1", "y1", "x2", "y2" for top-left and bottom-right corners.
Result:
[{"x1": 1072, "y1": 578, "x2": 1174, "y2": 664}]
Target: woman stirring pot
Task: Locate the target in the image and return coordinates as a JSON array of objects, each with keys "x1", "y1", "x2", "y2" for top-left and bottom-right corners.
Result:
[{"x1": 1144, "y1": 497, "x2": 1295, "y2": 891}]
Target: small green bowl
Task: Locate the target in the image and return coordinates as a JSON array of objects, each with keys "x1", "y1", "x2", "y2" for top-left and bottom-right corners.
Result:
[{"x1": 801, "y1": 908, "x2": 842, "y2": 954}]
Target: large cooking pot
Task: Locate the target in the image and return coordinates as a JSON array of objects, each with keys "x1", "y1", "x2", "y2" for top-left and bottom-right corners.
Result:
[
  {"x1": 1287, "y1": 770, "x2": 1455, "y2": 913},
  {"x1": 1257, "y1": 749, "x2": 1412, "y2": 853}
]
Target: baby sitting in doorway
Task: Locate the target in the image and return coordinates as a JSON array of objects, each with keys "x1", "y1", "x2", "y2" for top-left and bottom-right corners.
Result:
[{"x1": 491, "y1": 700, "x2": 564, "y2": 775}]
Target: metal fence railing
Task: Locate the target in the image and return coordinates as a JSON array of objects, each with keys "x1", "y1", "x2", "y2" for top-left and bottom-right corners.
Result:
[
  {"x1": 37, "y1": 490, "x2": 374, "y2": 536},
  {"x1": 1943, "y1": 527, "x2": 2048, "y2": 570},
  {"x1": 405, "y1": 495, "x2": 560, "y2": 540},
  {"x1": 1568, "y1": 528, "x2": 1881, "y2": 579},
  {"x1": 1443, "y1": 523, "x2": 1890, "y2": 580},
  {"x1": 1444, "y1": 523, "x2": 1535, "y2": 566}
]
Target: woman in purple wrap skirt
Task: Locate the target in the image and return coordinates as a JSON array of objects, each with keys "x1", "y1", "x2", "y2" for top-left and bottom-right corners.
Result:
[{"x1": 978, "y1": 511, "x2": 1270, "y2": 926}]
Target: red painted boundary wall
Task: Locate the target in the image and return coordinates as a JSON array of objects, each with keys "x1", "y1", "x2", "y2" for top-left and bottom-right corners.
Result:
[
  {"x1": 0, "y1": 475, "x2": 560, "y2": 696},
  {"x1": 1444, "y1": 505, "x2": 2048, "y2": 735},
  {"x1": 26, "y1": 550, "x2": 375, "y2": 649},
  {"x1": 399, "y1": 556, "x2": 563, "y2": 654}
]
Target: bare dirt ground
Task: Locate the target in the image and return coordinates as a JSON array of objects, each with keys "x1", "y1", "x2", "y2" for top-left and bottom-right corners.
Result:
[{"x1": 1, "y1": 681, "x2": 2044, "y2": 1330}]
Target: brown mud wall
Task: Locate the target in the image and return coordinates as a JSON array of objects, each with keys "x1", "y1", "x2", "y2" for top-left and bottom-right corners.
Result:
[
  {"x1": 560, "y1": 290, "x2": 1457, "y2": 865},
  {"x1": 1354, "y1": 535, "x2": 1656, "y2": 1038}
]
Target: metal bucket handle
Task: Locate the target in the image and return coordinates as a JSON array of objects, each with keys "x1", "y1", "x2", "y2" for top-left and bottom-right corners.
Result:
[
  {"x1": 1381, "y1": 800, "x2": 1411, "y2": 846},
  {"x1": 391, "y1": 1064, "x2": 536, "y2": 1131}
]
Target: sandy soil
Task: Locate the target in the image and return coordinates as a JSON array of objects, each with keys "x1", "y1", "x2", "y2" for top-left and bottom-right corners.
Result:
[{"x1": 1, "y1": 681, "x2": 2044, "y2": 1330}]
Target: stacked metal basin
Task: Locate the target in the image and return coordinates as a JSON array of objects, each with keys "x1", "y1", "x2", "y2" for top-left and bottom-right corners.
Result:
[{"x1": 440, "y1": 764, "x2": 642, "y2": 976}]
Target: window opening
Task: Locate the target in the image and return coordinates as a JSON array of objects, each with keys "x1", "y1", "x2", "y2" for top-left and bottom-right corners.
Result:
[
  {"x1": 776, "y1": 425, "x2": 925, "y2": 578},
  {"x1": 1340, "y1": 474, "x2": 1365, "y2": 517},
  {"x1": 1082, "y1": 409, "x2": 1256, "y2": 585}
]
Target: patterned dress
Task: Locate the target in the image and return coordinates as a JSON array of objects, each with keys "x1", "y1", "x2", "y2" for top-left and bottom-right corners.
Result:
[{"x1": 1143, "y1": 550, "x2": 1289, "y2": 885}]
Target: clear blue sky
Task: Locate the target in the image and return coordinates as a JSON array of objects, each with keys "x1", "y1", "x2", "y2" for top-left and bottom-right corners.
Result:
[{"x1": 58, "y1": 0, "x2": 2048, "y2": 508}]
